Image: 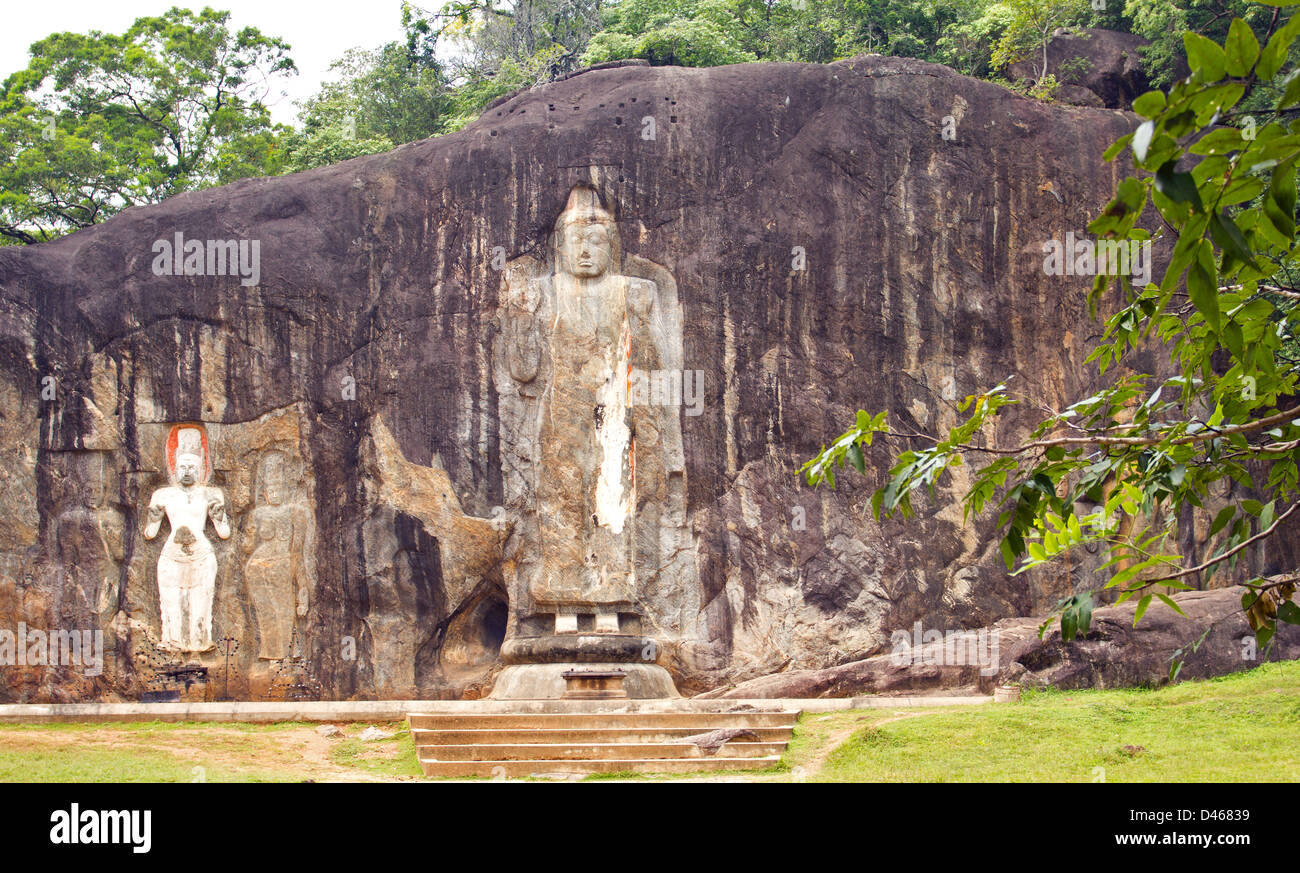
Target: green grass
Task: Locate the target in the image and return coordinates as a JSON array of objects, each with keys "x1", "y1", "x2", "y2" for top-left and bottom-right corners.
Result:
[
  {"x1": 0, "y1": 745, "x2": 300, "y2": 782},
  {"x1": 328, "y1": 728, "x2": 422, "y2": 779},
  {"x1": 817, "y1": 662, "x2": 1300, "y2": 782},
  {"x1": 0, "y1": 664, "x2": 1295, "y2": 781},
  {"x1": 0, "y1": 720, "x2": 415, "y2": 782}
]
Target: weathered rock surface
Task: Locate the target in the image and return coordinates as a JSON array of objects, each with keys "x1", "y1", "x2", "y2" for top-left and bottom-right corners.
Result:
[
  {"x1": 697, "y1": 587, "x2": 1300, "y2": 698},
  {"x1": 0, "y1": 54, "x2": 1291, "y2": 701},
  {"x1": 1008, "y1": 28, "x2": 1150, "y2": 109}
]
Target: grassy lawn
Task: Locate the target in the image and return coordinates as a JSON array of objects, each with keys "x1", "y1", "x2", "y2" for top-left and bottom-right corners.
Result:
[
  {"x1": 0, "y1": 662, "x2": 1294, "y2": 781},
  {"x1": 815, "y1": 661, "x2": 1300, "y2": 782},
  {"x1": 0, "y1": 720, "x2": 420, "y2": 782}
]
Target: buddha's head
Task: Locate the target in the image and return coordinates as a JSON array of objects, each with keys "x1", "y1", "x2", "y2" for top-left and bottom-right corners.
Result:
[
  {"x1": 259, "y1": 451, "x2": 286, "y2": 506},
  {"x1": 176, "y1": 453, "x2": 202, "y2": 487},
  {"x1": 556, "y1": 185, "x2": 619, "y2": 279},
  {"x1": 170, "y1": 426, "x2": 208, "y2": 487}
]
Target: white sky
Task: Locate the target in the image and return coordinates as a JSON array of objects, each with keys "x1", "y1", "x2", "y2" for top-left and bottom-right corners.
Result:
[{"x1": 0, "y1": 0, "x2": 428, "y2": 125}]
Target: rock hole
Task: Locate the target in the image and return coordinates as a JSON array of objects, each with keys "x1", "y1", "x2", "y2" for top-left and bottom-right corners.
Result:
[{"x1": 442, "y1": 589, "x2": 509, "y2": 677}]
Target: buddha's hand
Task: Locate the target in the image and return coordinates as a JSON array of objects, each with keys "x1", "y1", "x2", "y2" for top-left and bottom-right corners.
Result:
[{"x1": 207, "y1": 494, "x2": 224, "y2": 516}]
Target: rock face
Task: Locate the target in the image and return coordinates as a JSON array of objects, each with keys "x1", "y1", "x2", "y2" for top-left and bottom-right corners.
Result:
[
  {"x1": 0, "y1": 55, "x2": 1290, "y2": 701},
  {"x1": 1008, "y1": 28, "x2": 1151, "y2": 109},
  {"x1": 698, "y1": 587, "x2": 1300, "y2": 698}
]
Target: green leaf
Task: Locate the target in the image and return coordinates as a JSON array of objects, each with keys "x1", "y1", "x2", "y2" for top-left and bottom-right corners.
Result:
[
  {"x1": 1131, "y1": 90, "x2": 1166, "y2": 118},
  {"x1": 1210, "y1": 211, "x2": 1257, "y2": 268},
  {"x1": 1256, "y1": 623, "x2": 1275, "y2": 649},
  {"x1": 846, "y1": 441, "x2": 865, "y2": 474},
  {"x1": 1155, "y1": 161, "x2": 1204, "y2": 211},
  {"x1": 1103, "y1": 133, "x2": 1134, "y2": 162},
  {"x1": 1278, "y1": 70, "x2": 1300, "y2": 109},
  {"x1": 1186, "y1": 240, "x2": 1221, "y2": 332},
  {"x1": 1223, "y1": 319, "x2": 1245, "y2": 357},
  {"x1": 1076, "y1": 592, "x2": 1093, "y2": 636},
  {"x1": 1210, "y1": 505, "x2": 1236, "y2": 538},
  {"x1": 1156, "y1": 593, "x2": 1187, "y2": 616},
  {"x1": 1061, "y1": 608, "x2": 1077, "y2": 642},
  {"x1": 1184, "y1": 32, "x2": 1227, "y2": 81},
  {"x1": 1278, "y1": 600, "x2": 1300, "y2": 624},
  {"x1": 1134, "y1": 593, "x2": 1153, "y2": 625},
  {"x1": 1258, "y1": 12, "x2": 1300, "y2": 80},
  {"x1": 1224, "y1": 18, "x2": 1261, "y2": 77}
]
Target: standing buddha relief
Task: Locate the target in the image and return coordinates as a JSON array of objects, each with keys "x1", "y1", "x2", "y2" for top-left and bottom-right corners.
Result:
[{"x1": 495, "y1": 183, "x2": 688, "y2": 644}]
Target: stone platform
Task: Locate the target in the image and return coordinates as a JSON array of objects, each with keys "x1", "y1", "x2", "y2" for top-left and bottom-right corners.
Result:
[
  {"x1": 490, "y1": 662, "x2": 680, "y2": 699},
  {"x1": 0, "y1": 694, "x2": 991, "y2": 723}
]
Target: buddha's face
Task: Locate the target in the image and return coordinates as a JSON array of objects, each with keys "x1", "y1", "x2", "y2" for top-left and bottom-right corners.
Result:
[
  {"x1": 262, "y1": 454, "x2": 285, "y2": 506},
  {"x1": 176, "y1": 454, "x2": 201, "y2": 487},
  {"x1": 560, "y1": 221, "x2": 613, "y2": 278}
]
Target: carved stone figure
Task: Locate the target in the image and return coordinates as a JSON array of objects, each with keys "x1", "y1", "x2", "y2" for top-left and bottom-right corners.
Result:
[
  {"x1": 534, "y1": 186, "x2": 646, "y2": 625},
  {"x1": 491, "y1": 183, "x2": 689, "y2": 698},
  {"x1": 144, "y1": 425, "x2": 230, "y2": 652},
  {"x1": 53, "y1": 454, "x2": 124, "y2": 616},
  {"x1": 242, "y1": 451, "x2": 313, "y2": 660}
]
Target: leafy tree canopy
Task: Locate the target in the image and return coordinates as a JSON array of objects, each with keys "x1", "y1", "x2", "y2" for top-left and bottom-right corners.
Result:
[{"x1": 0, "y1": 6, "x2": 295, "y2": 244}]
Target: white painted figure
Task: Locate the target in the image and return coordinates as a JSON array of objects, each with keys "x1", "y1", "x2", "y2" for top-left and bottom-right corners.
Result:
[{"x1": 144, "y1": 426, "x2": 230, "y2": 651}]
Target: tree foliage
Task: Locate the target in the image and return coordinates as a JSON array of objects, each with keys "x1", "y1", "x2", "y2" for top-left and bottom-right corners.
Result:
[
  {"x1": 0, "y1": 7, "x2": 294, "y2": 243},
  {"x1": 282, "y1": 42, "x2": 450, "y2": 174},
  {"x1": 990, "y1": 0, "x2": 1090, "y2": 96},
  {"x1": 803, "y1": 2, "x2": 1300, "y2": 654}
]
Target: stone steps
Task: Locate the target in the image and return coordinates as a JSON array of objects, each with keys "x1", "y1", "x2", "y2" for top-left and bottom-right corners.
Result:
[
  {"x1": 411, "y1": 726, "x2": 795, "y2": 744},
  {"x1": 408, "y1": 710, "x2": 797, "y2": 730},
  {"x1": 408, "y1": 709, "x2": 800, "y2": 778},
  {"x1": 417, "y1": 756, "x2": 783, "y2": 778},
  {"x1": 417, "y1": 741, "x2": 787, "y2": 761}
]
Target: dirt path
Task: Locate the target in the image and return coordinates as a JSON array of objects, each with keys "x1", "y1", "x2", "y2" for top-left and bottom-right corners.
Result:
[{"x1": 792, "y1": 710, "x2": 934, "y2": 780}]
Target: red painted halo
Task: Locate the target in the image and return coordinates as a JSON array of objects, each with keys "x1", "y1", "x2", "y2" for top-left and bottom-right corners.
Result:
[{"x1": 165, "y1": 423, "x2": 211, "y2": 484}]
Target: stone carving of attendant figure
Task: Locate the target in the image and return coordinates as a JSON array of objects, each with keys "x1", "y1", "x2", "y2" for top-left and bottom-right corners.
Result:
[
  {"x1": 242, "y1": 451, "x2": 313, "y2": 659},
  {"x1": 144, "y1": 425, "x2": 230, "y2": 652}
]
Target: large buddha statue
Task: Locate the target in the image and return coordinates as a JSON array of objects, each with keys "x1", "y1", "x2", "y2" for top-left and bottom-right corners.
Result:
[
  {"x1": 534, "y1": 186, "x2": 648, "y2": 627},
  {"x1": 491, "y1": 183, "x2": 688, "y2": 698}
]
